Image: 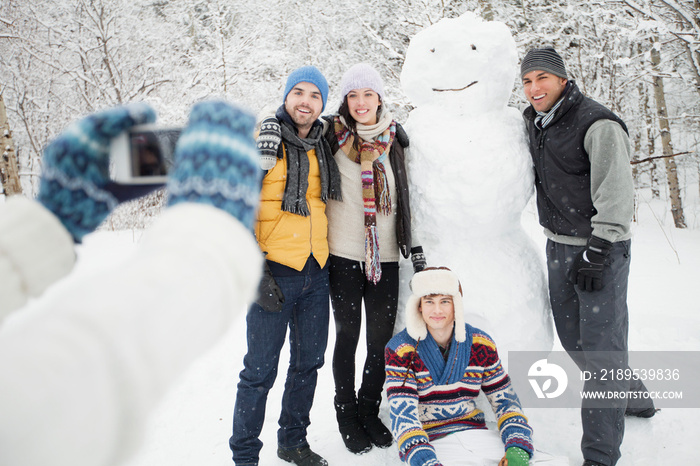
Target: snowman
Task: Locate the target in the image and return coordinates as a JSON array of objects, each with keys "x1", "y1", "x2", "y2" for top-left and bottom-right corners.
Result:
[{"x1": 398, "y1": 12, "x2": 553, "y2": 357}]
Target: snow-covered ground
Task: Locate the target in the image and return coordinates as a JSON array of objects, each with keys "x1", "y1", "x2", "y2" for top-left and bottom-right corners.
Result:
[{"x1": 67, "y1": 193, "x2": 697, "y2": 466}]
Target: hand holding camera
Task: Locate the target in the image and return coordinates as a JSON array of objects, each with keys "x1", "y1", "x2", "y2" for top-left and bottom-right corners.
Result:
[
  {"x1": 166, "y1": 100, "x2": 262, "y2": 230},
  {"x1": 38, "y1": 102, "x2": 157, "y2": 241},
  {"x1": 38, "y1": 100, "x2": 262, "y2": 242}
]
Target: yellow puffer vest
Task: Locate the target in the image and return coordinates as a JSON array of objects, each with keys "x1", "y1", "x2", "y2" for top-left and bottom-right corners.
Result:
[{"x1": 255, "y1": 145, "x2": 329, "y2": 271}]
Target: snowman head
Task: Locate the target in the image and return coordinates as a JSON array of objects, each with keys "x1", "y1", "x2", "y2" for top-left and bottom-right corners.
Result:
[{"x1": 401, "y1": 12, "x2": 518, "y2": 113}]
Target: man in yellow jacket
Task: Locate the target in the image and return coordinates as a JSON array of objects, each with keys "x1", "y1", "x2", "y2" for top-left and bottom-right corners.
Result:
[{"x1": 230, "y1": 66, "x2": 341, "y2": 466}]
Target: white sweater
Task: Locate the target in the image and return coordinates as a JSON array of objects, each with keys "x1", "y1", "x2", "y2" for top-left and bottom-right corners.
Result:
[
  {"x1": 0, "y1": 196, "x2": 75, "y2": 320},
  {"x1": 326, "y1": 150, "x2": 399, "y2": 263},
  {"x1": 326, "y1": 118, "x2": 400, "y2": 264},
  {"x1": 0, "y1": 201, "x2": 261, "y2": 466}
]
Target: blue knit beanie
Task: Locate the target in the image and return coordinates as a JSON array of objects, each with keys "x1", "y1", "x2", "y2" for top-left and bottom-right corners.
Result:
[{"x1": 283, "y1": 65, "x2": 329, "y2": 111}]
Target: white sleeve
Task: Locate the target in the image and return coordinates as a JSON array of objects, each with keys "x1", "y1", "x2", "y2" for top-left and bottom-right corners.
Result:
[
  {"x1": 0, "y1": 203, "x2": 262, "y2": 466},
  {"x1": 0, "y1": 196, "x2": 75, "y2": 321}
]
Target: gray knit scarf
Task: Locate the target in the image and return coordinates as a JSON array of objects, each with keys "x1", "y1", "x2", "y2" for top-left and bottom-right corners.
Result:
[{"x1": 276, "y1": 106, "x2": 341, "y2": 216}]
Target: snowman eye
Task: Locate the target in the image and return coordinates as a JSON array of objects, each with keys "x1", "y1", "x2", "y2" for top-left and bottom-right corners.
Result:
[
  {"x1": 430, "y1": 48, "x2": 435, "y2": 53},
  {"x1": 471, "y1": 44, "x2": 477, "y2": 50}
]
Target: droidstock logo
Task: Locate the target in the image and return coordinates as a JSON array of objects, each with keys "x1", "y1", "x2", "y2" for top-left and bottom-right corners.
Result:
[{"x1": 528, "y1": 359, "x2": 568, "y2": 399}]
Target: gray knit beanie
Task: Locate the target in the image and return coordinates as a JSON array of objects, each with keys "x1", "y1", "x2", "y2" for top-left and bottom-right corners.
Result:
[
  {"x1": 521, "y1": 47, "x2": 568, "y2": 80},
  {"x1": 340, "y1": 63, "x2": 385, "y2": 101}
]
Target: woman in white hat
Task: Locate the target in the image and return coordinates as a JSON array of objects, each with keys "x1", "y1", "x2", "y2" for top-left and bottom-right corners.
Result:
[{"x1": 322, "y1": 63, "x2": 425, "y2": 455}]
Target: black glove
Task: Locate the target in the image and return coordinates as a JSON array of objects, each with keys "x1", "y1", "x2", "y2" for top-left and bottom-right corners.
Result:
[
  {"x1": 572, "y1": 236, "x2": 612, "y2": 292},
  {"x1": 255, "y1": 260, "x2": 285, "y2": 312},
  {"x1": 411, "y1": 246, "x2": 427, "y2": 273}
]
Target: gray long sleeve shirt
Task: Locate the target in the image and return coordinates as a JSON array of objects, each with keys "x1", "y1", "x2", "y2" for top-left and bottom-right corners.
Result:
[{"x1": 544, "y1": 119, "x2": 634, "y2": 246}]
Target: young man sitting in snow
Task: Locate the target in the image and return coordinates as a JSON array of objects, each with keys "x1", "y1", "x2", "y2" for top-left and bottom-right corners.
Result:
[{"x1": 385, "y1": 267, "x2": 564, "y2": 466}]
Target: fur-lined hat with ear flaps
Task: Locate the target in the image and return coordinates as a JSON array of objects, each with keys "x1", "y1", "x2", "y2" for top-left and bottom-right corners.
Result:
[{"x1": 405, "y1": 267, "x2": 466, "y2": 342}]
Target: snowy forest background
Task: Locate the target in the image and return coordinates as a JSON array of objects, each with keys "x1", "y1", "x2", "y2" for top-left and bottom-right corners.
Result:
[
  {"x1": 2, "y1": 2, "x2": 700, "y2": 465},
  {"x1": 1, "y1": 0, "x2": 700, "y2": 230}
]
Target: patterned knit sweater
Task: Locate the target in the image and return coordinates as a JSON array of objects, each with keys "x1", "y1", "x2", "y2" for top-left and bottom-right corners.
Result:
[{"x1": 385, "y1": 324, "x2": 533, "y2": 466}]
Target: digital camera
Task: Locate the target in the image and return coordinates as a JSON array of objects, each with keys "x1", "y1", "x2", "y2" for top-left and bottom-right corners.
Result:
[{"x1": 110, "y1": 125, "x2": 182, "y2": 184}]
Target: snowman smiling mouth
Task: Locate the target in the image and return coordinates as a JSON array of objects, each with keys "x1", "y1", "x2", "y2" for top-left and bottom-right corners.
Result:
[{"x1": 432, "y1": 81, "x2": 478, "y2": 92}]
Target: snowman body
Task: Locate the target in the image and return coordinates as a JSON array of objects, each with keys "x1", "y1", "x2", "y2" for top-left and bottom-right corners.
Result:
[{"x1": 399, "y1": 13, "x2": 553, "y2": 356}]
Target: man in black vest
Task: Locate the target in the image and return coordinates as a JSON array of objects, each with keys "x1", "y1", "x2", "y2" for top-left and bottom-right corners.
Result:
[{"x1": 521, "y1": 47, "x2": 655, "y2": 466}]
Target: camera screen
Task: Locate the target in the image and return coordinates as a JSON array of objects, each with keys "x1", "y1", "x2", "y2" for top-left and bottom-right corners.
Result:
[{"x1": 128, "y1": 128, "x2": 181, "y2": 177}]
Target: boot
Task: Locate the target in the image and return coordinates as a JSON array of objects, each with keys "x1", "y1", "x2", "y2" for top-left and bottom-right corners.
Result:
[
  {"x1": 624, "y1": 406, "x2": 658, "y2": 418},
  {"x1": 357, "y1": 395, "x2": 393, "y2": 448},
  {"x1": 277, "y1": 445, "x2": 328, "y2": 466},
  {"x1": 334, "y1": 397, "x2": 372, "y2": 454}
]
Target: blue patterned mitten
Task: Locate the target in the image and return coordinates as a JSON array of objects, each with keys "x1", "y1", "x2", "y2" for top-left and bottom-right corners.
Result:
[
  {"x1": 166, "y1": 101, "x2": 261, "y2": 230},
  {"x1": 37, "y1": 103, "x2": 156, "y2": 242}
]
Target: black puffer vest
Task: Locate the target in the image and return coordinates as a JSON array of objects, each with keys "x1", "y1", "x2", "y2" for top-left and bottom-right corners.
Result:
[
  {"x1": 323, "y1": 117, "x2": 413, "y2": 258},
  {"x1": 523, "y1": 81, "x2": 628, "y2": 238}
]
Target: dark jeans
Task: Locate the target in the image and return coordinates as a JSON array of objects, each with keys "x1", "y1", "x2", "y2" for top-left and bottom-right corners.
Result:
[
  {"x1": 230, "y1": 257, "x2": 330, "y2": 466},
  {"x1": 546, "y1": 239, "x2": 652, "y2": 466},
  {"x1": 329, "y1": 255, "x2": 399, "y2": 403}
]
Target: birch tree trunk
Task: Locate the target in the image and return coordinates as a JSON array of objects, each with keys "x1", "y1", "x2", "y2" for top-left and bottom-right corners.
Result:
[
  {"x1": 0, "y1": 92, "x2": 22, "y2": 197},
  {"x1": 682, "y1": 0, "x2": 700, "y2": 99},
  {"x1": 478, "y1": 0, "x2": 494, "y2": 21},
  {"x1": 642, "y1": 79, "x2": 661, "y2": 199},
  {"x1": 697, "y1": 159, "x2": 700, "y2": 200},
  {"x1": 650, "y1": 39, "x2": 686, "y2": 228}
]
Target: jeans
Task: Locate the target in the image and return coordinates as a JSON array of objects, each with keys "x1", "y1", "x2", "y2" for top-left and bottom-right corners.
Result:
[
  {"x1": 546, "y1": 239, "x2": 651, "y2": 466},
  {"x1": 329, "y1": 255, "x2": 399, "y2": 403},
  {"x1": 230, "y1": 257, "x2": 330, "y2": 466}
]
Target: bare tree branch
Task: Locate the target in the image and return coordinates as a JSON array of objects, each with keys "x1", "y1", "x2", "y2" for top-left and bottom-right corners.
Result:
[
  {"x1": 631, "y1": 151, "x2": 692, "y2": 165},
  {"x1": 657, "y1": 0, "x2": 700, "y2": 37},
  {"x1": 623, "y1": 0, "x2": 694, "y2": 45}
]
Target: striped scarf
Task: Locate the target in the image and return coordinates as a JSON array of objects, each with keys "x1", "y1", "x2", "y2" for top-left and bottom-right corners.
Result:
[
  {"x1": 534, "y1": 81, "x2": 571, "y2": 129},
  {"x1": 334, "y1": 115, "x2": 395, "y2": 284}
]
